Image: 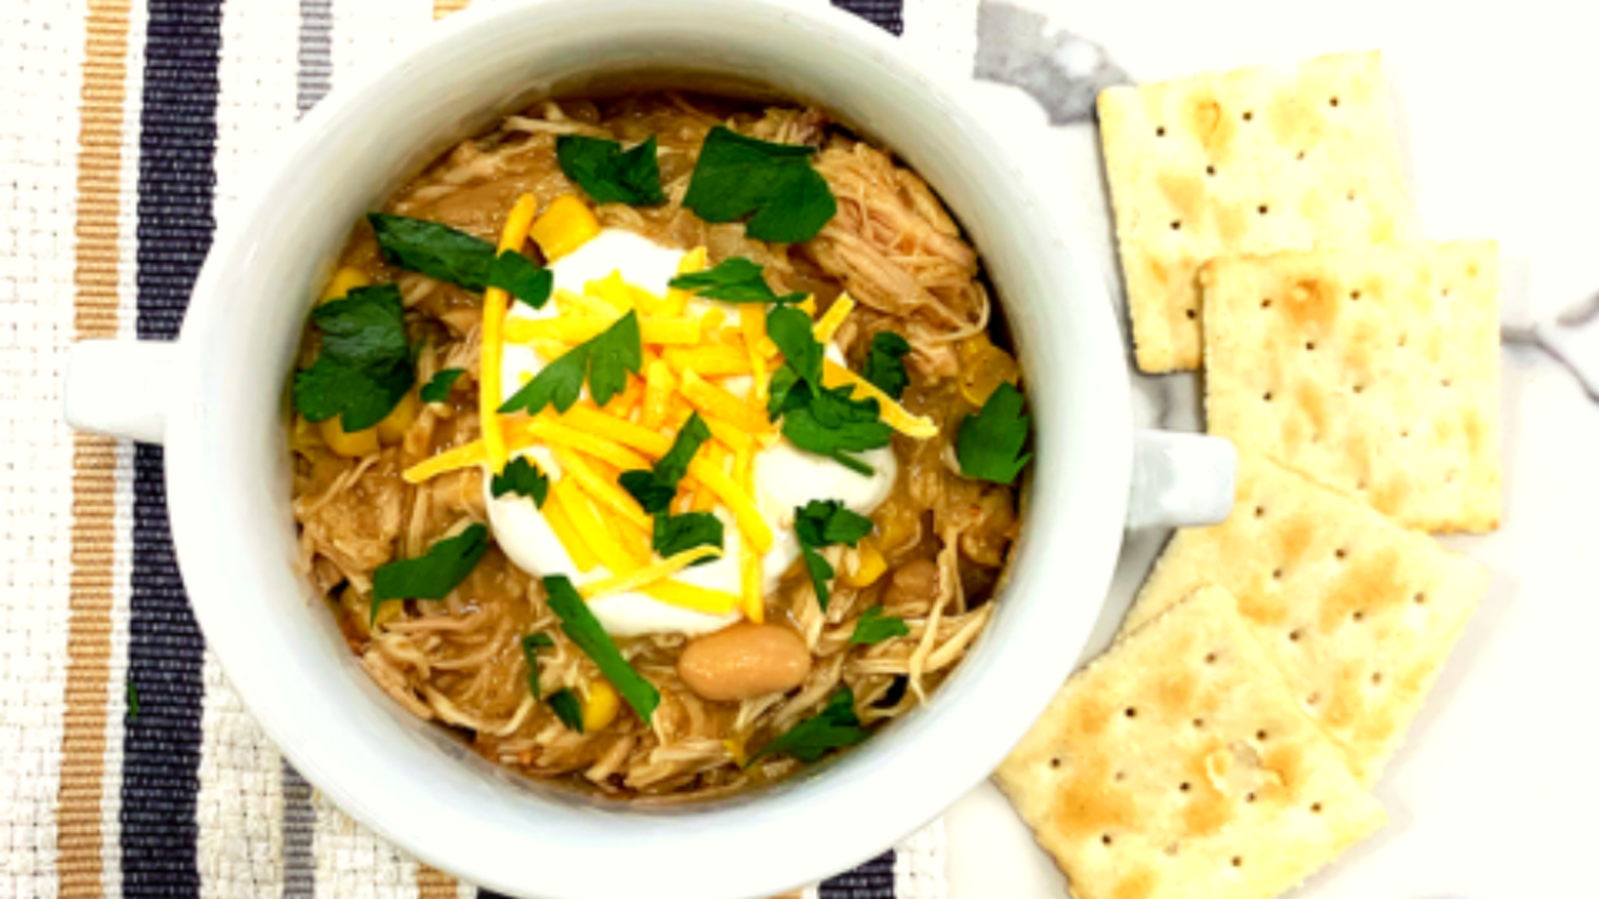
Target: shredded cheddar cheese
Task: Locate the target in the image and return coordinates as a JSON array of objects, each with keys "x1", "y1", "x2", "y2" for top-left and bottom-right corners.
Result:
[
  {"x1": 481, "y1": 193, "x2": 541, "y2": 473},
  {"x1": 821, "y1": 359, "x2": 939, "y2": 439},
  {"x1": 812, "y1": 292, "x2": 855, "y2": 344},
  {"x1": 579, "y1": 545, "x2": 723, "y2": 600},
  {"x1": 640, "y1": 581, "x2": 742, "y2": 615}
]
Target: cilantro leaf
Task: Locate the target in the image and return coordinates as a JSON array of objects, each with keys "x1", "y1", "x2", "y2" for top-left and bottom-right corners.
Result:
[
  {"x1": 682, "y1": 126, "x2": 837, "y2": 243},
  {"x1": 292, "y1": 285, "x2": 415, "y2": 431},
  {"x1": 499, "y1": 345, "x2": 588, "y2": 416},
  {"x1": 498, "y1": 311, "x2": 642, "y2": 415},
  {"x1": 586, "y1": 311, "x2": 643, "y2": 407},
  {"x1": 862, "y1": 331, "x2": 912, "y2": 401},
  {"x1": 370, "y1": 524, "x2": 490, "y2": 622},
  {"x1": 667, "y1": 257, "x2": 805, "y2": 304},
  {"x1": 420, "y1": 367, "x2": 465, "y2": 403},
  {"x1": 747, "y1": 688, "x2": 867, "y2": 765},
  {"x1": 955, "y1": 382, "x2": 1032, "y2": 485},
  {"x1": 488, "y1": 249, "x2": 553, "y2": 308},
  {"x1": 548, "y1": 688, "x2": 585, "y2": 733},
  {"x1": 618, "y1": 470, "x2": 677, "y2": 516},
  {"x1": 520, "y1": 632, "x2": 554, "y2": 700},
  {"x1": 653, "y1": 512, "x2": 724, "y2": 561},
  {"x1": 543, "y1": 575, "x2": 660, "y2": 724},
  {"x1": 850, "y1": 606, "x2": 909, "y2": 645},
  {"x1": 780, "y1": 383, "x2": 893, "y2": 475},
  {"x1": 766, "y1": 305, "x2": 824, "y2": 383},
  {"x1": 556, "y1": 134, "x2": 666, "y2": 206},
  {"x1": 618, "y1": 413, "x2": 712, "y2": 514},
  {"x1": 491, "y1": 456, "x2": 549, "y2": 506},
  {"x1": 793, "y1": 500, "x2": 873, "y2": 610},
  {"x1": 368, "y1": 213, "x2": 496, "y2": 292}
]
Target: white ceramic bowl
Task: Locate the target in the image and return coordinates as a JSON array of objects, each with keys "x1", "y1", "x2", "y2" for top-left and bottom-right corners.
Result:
[{"x1": 64, "y1": 1, "x2": 1233, "y2": 896}]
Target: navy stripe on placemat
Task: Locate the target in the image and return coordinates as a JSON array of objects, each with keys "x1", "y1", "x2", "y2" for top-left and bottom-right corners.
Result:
[
  {"x1": 123, "y1": 1, "x2": 224, "y2": 897},
  {"x1": 820, "y1": 850, "x2": 897, "y2": 898},
  {"x1": 831, "y1": 0, "x2": 904, "y2": 35}
]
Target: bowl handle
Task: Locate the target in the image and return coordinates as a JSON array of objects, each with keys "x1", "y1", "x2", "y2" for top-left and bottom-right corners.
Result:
[
  {"x1": 1126, "y1": 431, "x2": 1236, "y2": 530},
  {"x1": 64, "y1": 339, "x2": 177, "y2": 445}
]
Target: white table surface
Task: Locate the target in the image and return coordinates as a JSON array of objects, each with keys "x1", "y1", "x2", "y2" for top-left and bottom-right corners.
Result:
[{"x1": 936, "y1": 1, "x2": 1599, "y2": 896}]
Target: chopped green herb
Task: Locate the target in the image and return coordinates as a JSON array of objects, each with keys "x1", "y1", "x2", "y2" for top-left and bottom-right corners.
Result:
[
  {"x1": 370, "y1": 524, "x2": 490, "y2": 622},
  {"x1": 543, "y1": 575, "x2": 660, "y2": 724},
  {"x1": 778, "y1": 383, "x2": 893, "y2": 476},
  {"x1": 955, "y1": 382, "x2": 1032, "y2": 485},
  {"x1": 850, "y1": 605, "x2": 910, "y2": 645},
  {"x1": 488, "y1": 249, "x2": 553, "y2": 308},
  {"x1": 520, "y1": 633, "x2": 555, "y2": 700},
  {"x1": 653, "y1": 512, "x2": 724, "y2": 561},
  {"x1": 862, "y1": 331, "x2": 912, "y2": 401},
  {"x1": 548, "y1": 688, "x2": 585, "y2": 733},
  {"x1": 793, "y1": 500, "x2": 873, "y2": 611},
  {"x1": 292, "y1": 285, "x2": 415, "y2": 431},
  {"x1": 368, "y1": 213, "x2": 496, "y2": 292},
  {"x1": 667, "y1": 257, "x2": 805, "y2": 304},
  {"x1": 499, "y1": 311, "x2": 642, "y2": 415},
  {"x1": 682, "y1": 126, "x2": 837, "y2": 243},
  {"x1": 766, "y1": 305, "x2": 824, "y2": 383},
  {"x1": 556, "y1": 134, "x2": 666, "y2": 207},
  {"x1": 747, "y1": 688, "x2": 868, "y2": 765},
  {"x1": 618, "y1": 413, "x2": 712, "y2": 515},
  {"x1": 491, "y1": 456, "x2": 549, "y2": 506},
  {"x1": 125, "y1": 680, "x2": 140, "y2": 720},
  {"x1": 419, "y1": 367, "x2": 465, "y2": 403}
]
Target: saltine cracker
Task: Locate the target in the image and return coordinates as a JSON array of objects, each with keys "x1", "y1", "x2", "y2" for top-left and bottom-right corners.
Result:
[
  {"x1": 997, "y1": 586, "x2": 1385, "y2": 899},
  {"x1": 1098, "y1": 51, "x2": 1415, "y2": 372},
  {"x1": 1202, "y1": 241, "x2": 1501, "y2": 532}
]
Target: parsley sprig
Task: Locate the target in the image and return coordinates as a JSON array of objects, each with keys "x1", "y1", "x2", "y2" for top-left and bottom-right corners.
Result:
[
  {"x1": 793, "y1": 500, "x2": 873, "y2": 611},
  {"x1": 667, "y1": 257, "x2": 805, "y2": 304},
  {"x1": 556, "y1": 135, "x2": 666, "y2": 207},
  {"x1": 499, "y1": 311, "x2": 642, "y2": 415},
  {"x1": 293, "y1": 285, "x2": 415, "y2": 432},
  {"x1": 682, "y1": 126, "x2": 837, "y2": 243},
  {"x1": 862, "y1": 331, "x2": 912, "y2": 401},
  {"x1": 850, "y1": 605, "x2": 909, "y2": 645},
  {"x1": 370, "y1": 524, "x2": 490, "y2": 622},
  {"x1": 419, "y1": 367, "x2": 465, "y2": 403},
  {"x1": 548, "y1": 689, "x2": 585, "y2": 733},
  {"x1": 368, "y1": 212, "x2": 550, "y2": 306},
  {"x1": 520, "y1": 633, "x2": 554, "y2": 700},
  {"x1": 955, "y1": 382, "x2": 1031, "y2": 485},
  {"x1": 619, "y1": 413, "x2": 711, "y2": 514},
  {"x1": 543, "y1": 575, "x2": 660, "y2": 725},
  {"x1": 766, "y1": 306, "x2": 892, "y2": 474},
  {"x1": 491, "y1": 456, "x2": 549, "y2": 506},
  {"x1": 747, "y1": 688, "x2": 868, "y2": 765}
]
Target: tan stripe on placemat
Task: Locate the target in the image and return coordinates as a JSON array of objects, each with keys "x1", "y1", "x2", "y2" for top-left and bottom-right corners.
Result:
[
  {"x1": 59, "y1": 1, "x2": 132, "y2": 895},
  {"x1": 432, "y1": 0, "x2": 471, "y2": 19}
]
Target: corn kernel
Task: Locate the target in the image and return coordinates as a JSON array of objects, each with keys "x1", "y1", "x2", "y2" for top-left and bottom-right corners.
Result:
[
  {"x1": 582, "y1": 680, "x2": 620, "y2": 731},
  {"x1": 319, "y1": 416, "x2": 380, "y2": 457},
  {"x1": 531, "y1": 194, "x2": 601, "y2": 261},
  {"x1": 375, "y1": 390, "x2": 420, "y2": 445},
  {"x1": 319, "y1": 266, "x2": 369, "y2": 303},
  {"x1": 844, "y1": 539, "x2": 887, "y2": 587},
  {"x1": 957, "y1": 335, "x2": 1021, "y2": 406}
]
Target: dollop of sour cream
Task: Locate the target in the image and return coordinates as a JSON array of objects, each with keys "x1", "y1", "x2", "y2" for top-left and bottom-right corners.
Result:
[{"x1": 487, "y1": 230, "x2": 895, "y2": 638}]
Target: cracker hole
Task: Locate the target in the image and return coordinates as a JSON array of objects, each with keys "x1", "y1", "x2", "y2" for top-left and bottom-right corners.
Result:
[
  {"x1": 1124, "y1": 707, "x2": 1137, "y2": 719},
  {"x1": 1242, "y1": 110, "x2": 1254, "y2": 121},
  {"x1": 1397, "y1": 334, "x2": 1409, "y2": 348},
  {"x1": 1255, "y1": 729, "x2": 1268, "y2": 742},
  {"x1": 1400, "y1": 429, "x2": 1411, "y2": 439},
  {"x1": 1254, "y1": 505, "x2": 1266, "y2": 519},
  {"x1": 1263, "y1": 391, "x2": 1273, "y2": 402},
  {"x1": 1306, "y1": 692, "x2": 1320, "y2": 706},
  {"x1": 1206, "y1": 164, "x2": 1216, "y2": 176},
  {"x1": 1329, "y1": 96, "x2": 1340, "y2": 107},
  {"x1": 1204, "y1": 652, "x2": 1218, "y2": 665},
  {"x1": 1050, "y1": 757, "x2": 1061, "y2": 769},
  {"x1": 1441, "y1": 378, "x2": 1453, "y2": 388},
  {"x1": 1334, "y1": 548, "x2": 1347, "y2": 560},
  {"x1": 1170, "y1": 220, "x2": 1182, "y2": 231},
  {"x1": 1179, "y1": 782, "x2": 1191, "y2": 793},
  {"x1": 1192, "y1": 718, "x2": 1204, "y2": 729},
  {"x1": 1305, "y1": 341, "x2": 1316, "y2": 351},
  {"x1": 1245, "y1": 792, "x2": 1257, "y2": 804},
  {"x1": 1102, "y1": 834, "x2": 1114, "y2": 846},
  {"x1": 1356, "y1": 480, "x2": 1369, "y2": 491},
  {"x1": 1185, "y1": 308, "x2": 1197, "y2": 320},
  {"x1": 1156, "y1": 126, "x2": 1166, "y2": 137},
  {"x1": 1350, "y1": 290, "x2": 1362, "y2": 301},
  {"x1": 1371, "y1": 672, "x2": 1385, "y2": 686},
  {"x1": 1272, "y1": 568, "x2": 1284, "y2": 581},
  {"x1": 1296, "y1": 150, "x2": 1306, "y2": 161},
  {"x1": 1442, "y1": 287, "x2": 1452, "y2": 298},
  {"x1": 1414, "y1": 591, "x2": 1428, "y2": 606},
  {"x1": 1232, "y1": 856, "x2": 1244, "y2": 868},
  {"x1": 1114, "y1": 770, "x2": 1127, "y2": 782},
  {"x1": 1261, "y1": 298, "x2": 1273, "y2": 309},
  {"x1": 1257, "y1": 204, "x2": 1270, "y2": 215},
  {"x1": 1165, "y1": 843, "x2": 1180, "y2": 857},
  {"x1": 1311, "y1": 803, "x2": 1324, "y2": 814},
  {"x1": 1352, "y1": 610, "x2": 1366, "y2": 623},
  {"x1": 1353, "y1": 384, "x2": 1366, "y2": 395},
  {"x1": 1346, "y1": 190, "x2": 1358, "y2": 202},
  {"x1": 1288, "y1": 629, "x2": 1301, "y2": 642}
]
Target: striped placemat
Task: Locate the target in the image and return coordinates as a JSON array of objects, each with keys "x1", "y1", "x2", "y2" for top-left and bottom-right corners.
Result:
[{"x1": 0, "y1": 0, "x2": 990, "y2": 896}]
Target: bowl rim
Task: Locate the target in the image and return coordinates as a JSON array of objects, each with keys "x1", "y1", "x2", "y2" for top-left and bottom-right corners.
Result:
[{"x1": 159, "y1": 0, "x2": 1133, "y2": 896}]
